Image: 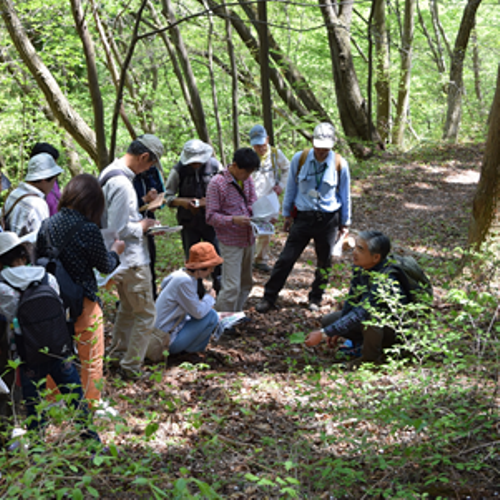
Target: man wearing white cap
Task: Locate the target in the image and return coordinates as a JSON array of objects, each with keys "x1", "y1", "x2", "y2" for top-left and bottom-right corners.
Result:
[
  {"x1": 249, "y1": 125, "x2": 290, "y2": 273},
  {"x1": 164, "y1": 139, "x2": 223, "y2": 291},
  {"x1": 256, "y1": 123, "x2": 351, "y2": 313},
  {"x1": 99, "y1": 134, "x2": 163, "y2": 379},
  {"x1": 2, "y1": 153, "x2": 63, "y2": 237}
]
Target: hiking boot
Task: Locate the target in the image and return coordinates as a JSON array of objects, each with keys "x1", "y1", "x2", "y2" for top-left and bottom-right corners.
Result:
[
  {"x1": 253, "y1": 262, "x2": 272, "y2": 273},
  {"x1": 255, "y1": 298, "x2": 275, "y2": 313}
]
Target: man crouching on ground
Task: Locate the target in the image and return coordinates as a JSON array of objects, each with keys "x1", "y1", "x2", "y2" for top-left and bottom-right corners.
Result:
[{"x1": 305, "y1": 230, "x2": 408, "y2": 367}]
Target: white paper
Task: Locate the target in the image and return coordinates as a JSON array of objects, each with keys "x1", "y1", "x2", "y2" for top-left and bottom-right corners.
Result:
[
  {"x1": 212, "y1": 311, "x2": 246, "y2": 341},
  {"x1": 95, "y1": 263, "x2": 127, "y2": 288},
  {"x1": 251, "y1": 220, "x2": 275, "y2": 236},
  {"x1": 252, "y1": 191, "x2": 280, "y2": 221},
  {"x1": 146, "y1": 225, "x2": 183, "y2": 235}
]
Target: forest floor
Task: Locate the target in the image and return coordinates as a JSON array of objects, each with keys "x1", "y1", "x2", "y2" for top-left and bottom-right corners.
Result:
[{"x1": 8, "y1": 144, "x2": 497, "y2": 499}]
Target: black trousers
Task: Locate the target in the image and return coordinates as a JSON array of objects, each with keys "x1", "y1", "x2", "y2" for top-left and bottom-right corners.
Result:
[{"x1": 263, "y1": 210, "x2": 340, "y2": 305}]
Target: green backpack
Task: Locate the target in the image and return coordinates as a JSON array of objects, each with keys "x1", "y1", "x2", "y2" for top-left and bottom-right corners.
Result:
[{"x1": 385, "y1": 255, "x2": 433, "y2": 303}]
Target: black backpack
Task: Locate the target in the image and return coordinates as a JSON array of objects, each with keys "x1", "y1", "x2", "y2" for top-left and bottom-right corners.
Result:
[
  {"x1": 0, "y1": 272, "x2": 73, "y2": 365},
  {"x1": 36, "y1": 221, "x2": 86, "y2": 327}
]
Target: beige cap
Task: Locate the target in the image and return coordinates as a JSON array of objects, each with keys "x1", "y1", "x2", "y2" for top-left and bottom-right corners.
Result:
[{"x1": 313, "y1": 123, "x2": 336, "y2": 149}]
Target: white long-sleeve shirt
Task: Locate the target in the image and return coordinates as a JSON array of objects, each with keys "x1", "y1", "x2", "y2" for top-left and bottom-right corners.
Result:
[
  {"x1": 252, "y1": 145, "x2": 290, "y2": 199},
  {"x1": 100, "y1": 158, "x2": 149, "y2": 268},
  {"x1": 155, "y1": 269, "x2": 215, "y2": 345}
]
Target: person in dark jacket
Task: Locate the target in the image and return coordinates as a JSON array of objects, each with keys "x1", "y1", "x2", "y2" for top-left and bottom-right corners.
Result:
[
  {"x1": 305, "y1": 231, "x2": 408, "y2": 366},
  {"x1": 133, "y1": 165, "x2": 165, "y2": 300},
  {"x1": 164, "y1": 139, "x2": 223, "y2": 292}
]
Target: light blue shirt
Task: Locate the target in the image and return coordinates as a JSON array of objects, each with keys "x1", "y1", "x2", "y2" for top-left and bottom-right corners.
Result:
[{"x1": 282, "y1": 149, "x2": 351, "y2": 226}]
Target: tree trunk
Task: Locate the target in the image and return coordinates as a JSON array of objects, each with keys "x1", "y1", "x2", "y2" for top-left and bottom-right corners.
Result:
[
  {"x1": 467, "y1": 65, "x2": 500, "y2": 251},
  {"x1": 319, "y1": 0, "x2": 384, "y2": 158},
  {"x1": 70, "y1": 0, "x2": 108, "y2": 169},
  {"x1": 392, "y1": 0, "x2": 415, "y2": 148},
  {"x1": 372, "y1": 0, "x2": 391, "y2": 143},
  {"x1": 417, "y1": 0, "x2": 445, "y2": 73},
  {"x1": 442, "y1": 0, "x2": 482, "y2": 142},
  {"x1": 471, "y1": 28, "x2": 482, "y2": 107},
  {"x1": 224, "y1": 2, "x2": 239, "y2": 152},
  {"x1": 161, "y1": 0, "x2": 210, "y2": 143},
  {"x1": 0, "y1": 0, "x2": 98, "y2": 164},
  {"x1": 238, "y1": 0, "x2": 331, "y2": 125}
]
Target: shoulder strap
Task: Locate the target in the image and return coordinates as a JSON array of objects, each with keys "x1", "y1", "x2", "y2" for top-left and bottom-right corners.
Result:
[
  {"x1": 99, "y1": 169, "x2": 128, "y2": 188},
  {"x1": 1, "y1": 193, "x2": 39, "y2": 229},
  {"x1": 335, "y1": 153, "x2": 343, "y2": 194},
  {"x1": 295, "y1": 148, "x2": 311, "y2": 182},
  {"x1": 270, "y1": 146, "x2": 280, "y2": 183}
]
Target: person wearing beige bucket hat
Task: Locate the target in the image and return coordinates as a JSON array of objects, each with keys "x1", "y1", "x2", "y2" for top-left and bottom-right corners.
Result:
[
  {"x1": 152, "y1": 242, "x2": 223, "y2": 360},
  {"x1": 2, "y1": 153, "x2": 63, "y2": 237}
]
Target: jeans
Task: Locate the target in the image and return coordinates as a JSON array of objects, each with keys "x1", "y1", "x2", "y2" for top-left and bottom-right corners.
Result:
[
  {"x1": 181, "y1": 224, "x2": 222, "y2": 292},
  {"x1": 169, "y1": 309, "x2": 218, "y2": 354},
  {"x1": 20, "y1": 358, "x2": 99, "y2": 441},
  {"x1": 263, "y1": 210, "x2": 340, "y2": 304}
]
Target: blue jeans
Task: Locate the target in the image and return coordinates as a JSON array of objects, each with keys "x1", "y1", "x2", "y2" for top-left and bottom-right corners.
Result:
[
  {"x1": 169, "y1": 309, "x2": 218, "y2": 354},
  {"x1": 20, "y1": 358, "x2": 99, "y2": 441}
]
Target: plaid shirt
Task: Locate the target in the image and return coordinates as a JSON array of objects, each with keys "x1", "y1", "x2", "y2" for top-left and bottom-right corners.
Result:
[{"x1": 206, "y1": 169, "x2": 257, "y2": 247}]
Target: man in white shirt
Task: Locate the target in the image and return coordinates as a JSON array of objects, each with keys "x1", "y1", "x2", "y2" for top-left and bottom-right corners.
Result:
[
  {"x1": 99, "y1": 134, "x2": 163, "y2": 379},
  {"x1": 2, "y1": 153, "x2": 63, "y2": 236},
  {"x1": 249, "y1": 125, "x2": 290, "y2": 273}
]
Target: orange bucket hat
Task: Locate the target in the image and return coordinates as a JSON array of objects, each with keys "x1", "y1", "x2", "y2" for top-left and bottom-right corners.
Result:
[{"x1": 185, "y1": 242, "x2": 223, "y2": 270}]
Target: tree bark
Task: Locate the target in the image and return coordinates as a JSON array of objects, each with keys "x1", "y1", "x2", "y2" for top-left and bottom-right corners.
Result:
[
  {"x1": 0, "y1": 0, "x2": 98, "y2": 164},
  {"x1": 319, "y1": 0, "x2": 383, "y2": 158},
  {"x1": 161, "y1": 0, "x2": 210, "y2": 143},
  {"x1": 392, "y1": 0, "x2": 415, "y2": 148},
  {"x1": 442, "y1": 0, "x2": 482, "y2": 142},
  {"x1": 70, "y1": 0, "x2": 108, "y2": 169},
  {"x1": 224, "y1": 2, "x2": 239, "y2": 152},
  {"x1": 417, "y1": 0, "x2": 445, "y2": 73},
  {"x1": 467, "y1": 65, "x2": 500, "y2": 252},
  {"x1": 372, "y1": 0, "x2": 391, "y2": 143}
]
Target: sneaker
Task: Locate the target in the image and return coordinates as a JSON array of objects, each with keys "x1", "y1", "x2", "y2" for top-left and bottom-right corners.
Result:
[
  {"x1": 308, "y1": 301, "x2": 321, "y2": 312},
  {"x1": 253, "y1": 262, "x2": 272, "y2": 273},
  {"x1": 255, "y1": 299, "x2": 275, "y2": 314}
]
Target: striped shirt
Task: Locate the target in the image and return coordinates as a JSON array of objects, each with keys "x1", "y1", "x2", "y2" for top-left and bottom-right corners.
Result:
[{"x1": 206, "y1": 169, "x2": 257, "y2": 247}]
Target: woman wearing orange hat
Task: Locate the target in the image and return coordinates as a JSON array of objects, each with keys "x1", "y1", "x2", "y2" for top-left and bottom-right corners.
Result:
[{"x1": 155, "y1": 242, "x2": 223, "y2": 357}]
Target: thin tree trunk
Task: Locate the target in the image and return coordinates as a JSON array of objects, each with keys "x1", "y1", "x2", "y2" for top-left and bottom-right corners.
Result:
[
  {"x1": 161, "y1": 0, "x2": 210, "y2": 143},
  {"x1": 70, "y1": 0, "x2": 108, "y2": 169},
  {"x1": 467, "y1": 65, "x2": 500, "y2": 252},
  {"x1": 224, "y1": 2, "x2": 239, "y2": 152},
  {"x1": 429, "y1": 0, "x2": 452, "y2": 59},
  {"x1": 373, "y1": 0, "x2": 391, "y2": 143},
  {"x1": 146, "y1": 1, "x2": 196, "y2": 136},
  {"x1": 471, "y1": 28, "x2": 483, "y2": 108},
  {"x1": 0, "y1": 0, "x2": 98, "y2": 164},
  {"x1": 319, "y1": 0, "x2": 383, "y2": 158},
  {"x1": 417, "y1": 0, "x2": 445, "y2": 73},
  {"x1": 202, "y1": 1, "x2": 225, "y2": 163},
  {"x1": 238, "y1": 0, "x2": 331, "y2": 124},
  {"x1": 442, "y1": 0, "x2": 482, "y2": 142},
  {"x1": 392, "y1": 0, "x2": 415, "y2": 148}
]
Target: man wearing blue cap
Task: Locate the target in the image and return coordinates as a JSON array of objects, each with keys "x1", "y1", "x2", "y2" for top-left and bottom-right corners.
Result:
[{"x1": 249, "y1": 125, "x2": 290, "y2": 273}]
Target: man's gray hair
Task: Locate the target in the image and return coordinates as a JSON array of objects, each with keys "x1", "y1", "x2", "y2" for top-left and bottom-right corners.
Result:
[{"x1": 358, "y1": 230, "x2": 391, "y2": 260}]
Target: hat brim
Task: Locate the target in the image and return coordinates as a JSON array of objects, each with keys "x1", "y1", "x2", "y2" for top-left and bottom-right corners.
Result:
[
  {"x1": 0, "y1": 232, "x2": 33, "y2": 257},
  {"x1": 250, "y1": 137, "x2": 267, "y2": 146},
  {"x1": 312, "y1": 138, "x2": 334, "y2": 149},
  {"x1": 185, "y1": 255, "x2": 224, "y2": 270},
  {"x1": 25, "y1": 164, "x2": 63, "y2": 182}
]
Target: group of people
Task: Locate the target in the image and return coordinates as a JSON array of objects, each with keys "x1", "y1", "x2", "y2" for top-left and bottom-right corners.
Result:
[{"x1": 0, "y1": 121, "x2": 409, "y2": 446}]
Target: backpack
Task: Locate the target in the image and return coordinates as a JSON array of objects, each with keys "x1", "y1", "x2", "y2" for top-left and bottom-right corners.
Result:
[
  {"x1": 36, "y1": 221, "x2": 86, "y2": 327},
  {"x1": 0, "y1": 272, "x2": 73, "y2": 365},
  {"x1": 1, "y1": 193, "x2": 38, "y2": 231},
  {"x1": 98, "y1": 168, "x2": 128, "y2": 188},
  {"x1": 385, "y1": 255, "x2": 433, "y2": 303}
]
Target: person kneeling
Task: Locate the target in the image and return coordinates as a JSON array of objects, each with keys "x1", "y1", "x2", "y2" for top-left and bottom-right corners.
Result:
[
  {"x1": 305, "y1": 231, "x2": 407, "y2": 367},
  {"x1": 155, "y1": 242, "x2": 223, "y2": 362}
]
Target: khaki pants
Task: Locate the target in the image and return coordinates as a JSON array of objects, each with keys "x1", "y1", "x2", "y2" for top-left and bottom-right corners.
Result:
[
  {"x1": 112, "y1": 265, "x2": 156, "y2": 373},
  {"x1": 255, "y1": 234, "x2": 271, "y2": 264},
  {"x1": 216, "y1": 242, "x2": 254, "y2": 312}
]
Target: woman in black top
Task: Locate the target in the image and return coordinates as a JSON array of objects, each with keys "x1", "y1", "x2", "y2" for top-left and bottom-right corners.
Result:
[{"x1": 37, "y1": 174, "x2": 124, "y2": 405}]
